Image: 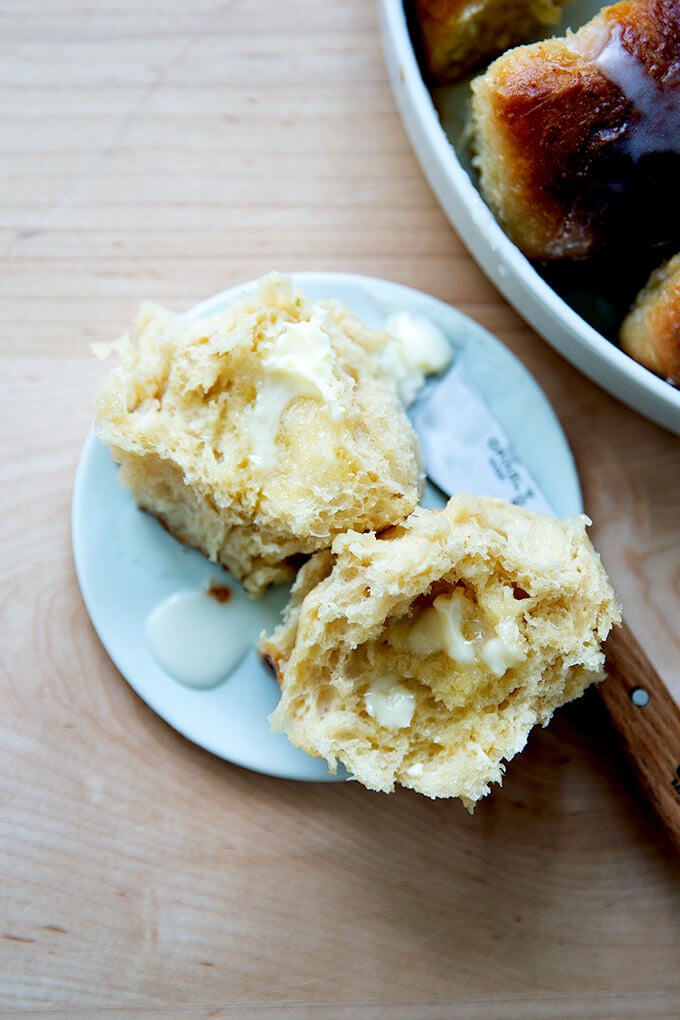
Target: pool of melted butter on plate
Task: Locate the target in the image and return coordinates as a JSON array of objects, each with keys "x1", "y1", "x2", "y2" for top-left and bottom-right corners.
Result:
[{"x1": 145, "y1": 581, "x2": 288, "y2": 690}]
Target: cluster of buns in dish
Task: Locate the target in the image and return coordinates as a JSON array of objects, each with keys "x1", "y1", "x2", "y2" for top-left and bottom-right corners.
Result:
[
  {"x1": 96, "y1": 273, "x2": 620, "y2": 809},
  {"x1": 414, "y1": 0, "x2": 680, "y2": 386}
]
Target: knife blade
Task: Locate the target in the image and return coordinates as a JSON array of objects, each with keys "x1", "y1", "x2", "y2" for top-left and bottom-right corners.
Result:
[
  {"x1": 409, "y1": 348, "x2": 680, "y2": 853},
  {"x1": 410, "y1": 359, "x2": 554, "y2": 515}
]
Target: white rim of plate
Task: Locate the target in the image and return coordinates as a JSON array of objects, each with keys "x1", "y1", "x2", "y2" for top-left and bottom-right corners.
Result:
[{"x1": 378, "y1": 0, "x2": 680, "y2": 436}]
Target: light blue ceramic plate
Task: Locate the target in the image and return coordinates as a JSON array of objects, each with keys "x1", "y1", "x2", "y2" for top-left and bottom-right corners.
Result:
[{"x1": 72, "y1": 273, "x2": 581, "y2": 781}]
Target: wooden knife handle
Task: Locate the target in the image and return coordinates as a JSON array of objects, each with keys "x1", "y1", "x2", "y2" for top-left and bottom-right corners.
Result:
[{"x1": 599, "y1": 622, "x2": 680, "y2": 853}]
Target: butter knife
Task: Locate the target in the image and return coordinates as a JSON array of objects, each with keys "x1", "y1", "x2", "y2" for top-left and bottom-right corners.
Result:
[{"x1": 410, "y1": 356, "x2": 680, "y2": 852}]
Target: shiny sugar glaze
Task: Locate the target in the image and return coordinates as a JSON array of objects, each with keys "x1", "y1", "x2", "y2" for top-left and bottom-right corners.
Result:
[{"x1": 537, "y1": 4, "x2": 680, "y2": 340}]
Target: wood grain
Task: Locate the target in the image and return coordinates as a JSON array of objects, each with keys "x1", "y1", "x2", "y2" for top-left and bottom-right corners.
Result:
[
  {"x1": 1, "y1": 2, "x2": 679, "y2": 1016},
  {"x1": 601, "y1": 624, "x2": 680, "y2": 852}
]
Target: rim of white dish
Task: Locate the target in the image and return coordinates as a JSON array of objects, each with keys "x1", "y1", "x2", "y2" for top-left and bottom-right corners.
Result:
[{"x1": 378, "y1": 0, "x2": 680, "y2": 436}]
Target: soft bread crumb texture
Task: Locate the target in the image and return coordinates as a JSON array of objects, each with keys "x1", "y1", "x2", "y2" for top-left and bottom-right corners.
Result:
[
  {"x1": 261, "y1": 494, "x2": 621, "y2": 809},
  {"x1": 95, "y1": 273, "x2": 422, "y2": 596},
  {"x1": 620, "y1": 252, "x2": 680, "y2": 385},
  {"x1": 415, "y1": 0, "x2": 572, "y2": 84}
]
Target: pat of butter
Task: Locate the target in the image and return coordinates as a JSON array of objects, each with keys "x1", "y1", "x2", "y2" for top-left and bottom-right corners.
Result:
[
  {"x1": 248, "y1": 315, "x2": 344, "y2": 469},
  {"x1": 264, "y1": 316, "x2": 344, "y2": 416},
  {"x1": 481, "y1": 635, "x2": 524, "y2": 677},
  {"x1": 383, "y1": 311, "x2": 452, "y2": 406},
  {"x1": 481, "y1": 615, "x2": 526, "y2": 677},
  {"x1": 408, "y1": 590, "x2": 475, "y2": 665},
  {"x1": 364, "y1": 675, "x2": 415, "y2": 730},
  {"x1": 408, "y1": 590, "x2": 526, "y2": 678}
]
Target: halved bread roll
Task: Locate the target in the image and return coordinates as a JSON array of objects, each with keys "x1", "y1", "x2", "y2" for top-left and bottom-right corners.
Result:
[
  {"x1": 95, "y1": 273, "x2": 422, "y2": 596},
  {"x1": 261, "y1": 494, "x2": 620, "y2": 808}
]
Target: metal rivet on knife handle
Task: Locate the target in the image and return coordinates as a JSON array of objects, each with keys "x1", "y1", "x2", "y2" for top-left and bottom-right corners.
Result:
[{"x1": 601, "y1": 624, "x2": 680, "y2": 853}]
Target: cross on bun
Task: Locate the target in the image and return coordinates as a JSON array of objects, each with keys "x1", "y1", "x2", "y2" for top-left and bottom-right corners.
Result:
[{"x1": 470, "y1": 0, "x2": 680, "y2": 261}]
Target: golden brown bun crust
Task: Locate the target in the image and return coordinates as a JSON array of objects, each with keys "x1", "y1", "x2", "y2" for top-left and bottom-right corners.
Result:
[
  {"x1": 620, "y1": 252, "x2": 680, "y2": 385},
  {"x1": 470, "y1": 0, "x2": 680, "y2": 260},
  {"x1": 414, "y1": 0, "x2": 571, "y2": 84},
  {"x1": 261, "y1": 495, "x2": 620, "y2": 808}
]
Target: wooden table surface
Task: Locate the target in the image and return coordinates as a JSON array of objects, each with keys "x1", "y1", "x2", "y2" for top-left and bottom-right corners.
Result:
[{"x1": 2, "y1": 3, "x2": 679, "y2": 1016}]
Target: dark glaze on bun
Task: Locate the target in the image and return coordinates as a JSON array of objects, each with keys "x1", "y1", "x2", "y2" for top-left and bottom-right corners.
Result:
[{"x1": 470, "y1": 0, "x2": 680, "y2": 261}]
